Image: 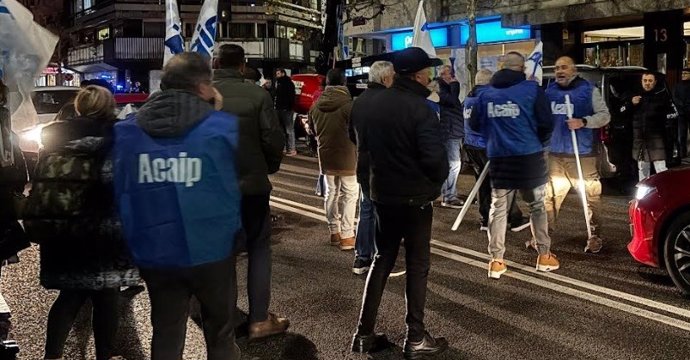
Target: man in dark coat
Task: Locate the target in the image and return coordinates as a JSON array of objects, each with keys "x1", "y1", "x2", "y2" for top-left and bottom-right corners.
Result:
[
  {"x1": 213, "y1": 44, "x2": 288, "y2": 340},
  {"x1": 470, "y1": 52, "x2": 558, "y2": 280},
  {"x1": 625, "y1": 72, "x2": 678, "y2": 180},
  {"x1": 274, "y1": 68, "x2": 297, "y2": 155},
  {"x1": 437, "y1": 65, "x2": 465, "y2": 208},
  {"x1": 673, "y1": 68, "x2": 690, "y2": 158},
  {"x1": 352, "y1": 47, "x2": 449, "y2": 359}
]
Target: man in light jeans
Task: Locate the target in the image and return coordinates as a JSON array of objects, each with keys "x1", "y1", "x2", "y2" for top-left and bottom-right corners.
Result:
[{"x1": 309, "y1": 69, "x2": 359, "y2": 250}]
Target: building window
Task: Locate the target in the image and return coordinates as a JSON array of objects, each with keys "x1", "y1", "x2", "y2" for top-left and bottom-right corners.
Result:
[
  {"x1": 97, "y1": 27, "x2": 110, "y2": 41},
  {"x1": 277, "y1": 25, "x2": 297, "y2": 40},
  {"x1": 257, "y1": 24, "x2": 267, "y2": 38},
  {"x1": 143, "y1": 22, "x2": 165, "y2": 37},
  {"x1": 228, "y1": 23, "x2": 255, "y2": 38}
]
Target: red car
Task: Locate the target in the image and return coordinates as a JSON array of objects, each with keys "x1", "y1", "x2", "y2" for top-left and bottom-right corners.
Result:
[{"x1": 628, "y1": 166, "x2": 690, "y2": 295}]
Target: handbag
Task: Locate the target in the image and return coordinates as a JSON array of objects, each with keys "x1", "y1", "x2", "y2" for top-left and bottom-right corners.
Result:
[
  {"x1": 596, "y1": 142, "x2": 617, "y2": 178},
  {"x1": 0, "y1": 220, "x2": 30, "y2": 261}
]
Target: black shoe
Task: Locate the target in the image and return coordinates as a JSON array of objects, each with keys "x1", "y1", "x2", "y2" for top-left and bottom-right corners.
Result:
[
  {"x1": 440, "y1": 198, "x2": 464, "y2": 209},
  {"x1": 403, "y1": 331, "x2": 448, "y2": 360},
  {"x1": 352, "y1": 258, "x2": 372, "y2": 275},
  {"x1": 351, "y1": 332, "x2": 389, "y2": 353},
  {"x1": 510, "y1": 217, "x2": 531, "y2": 232}
]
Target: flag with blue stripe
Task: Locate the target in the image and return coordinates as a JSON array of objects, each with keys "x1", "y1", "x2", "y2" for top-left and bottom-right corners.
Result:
[
  {"x1": 189, "y1": 0, "x2": 218, "y2": 58},
  {"x1": 164, "y1": 0, "x2": 183, "y2": 66},
  {"x1": 525, "y1": 41, "x2": 544, "y2": 86}
]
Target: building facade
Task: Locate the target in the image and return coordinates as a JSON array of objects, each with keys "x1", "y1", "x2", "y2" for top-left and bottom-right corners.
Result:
[{"x1": 64, "y1": 0, "x2": 322, "y2": 92}]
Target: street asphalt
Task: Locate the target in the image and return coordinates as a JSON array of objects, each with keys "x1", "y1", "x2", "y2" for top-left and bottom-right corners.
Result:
[{"x1": 2, "y1": 145, "x2": 689, "y2": 359}]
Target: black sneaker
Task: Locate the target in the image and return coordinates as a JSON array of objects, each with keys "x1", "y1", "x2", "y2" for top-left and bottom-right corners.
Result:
[
  {"x1": 352, "y1": 332, "x2": 390, "y2": 353},
  {"x1": 440, "y1": 198, "x2": 464, "y2": 209},
  {"x1": 352, "y1": 258, "x2": 372, "y2": 275},
  {"x1": 510, "y1": 217, "x2": 531, "y2": 232},
  {"x1": 403, "y1": 331, "x2": 448, "y2": 359}
]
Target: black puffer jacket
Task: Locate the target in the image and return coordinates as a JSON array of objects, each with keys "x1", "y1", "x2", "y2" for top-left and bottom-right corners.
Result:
[
  {"x1": 437, "y1": 79, "x2": 464, "y2": 140},
  {"x1": 625, "y1": 89, "x2": 678, "y2": 162},
  {"x1": 362, "y1": 77, "x2": 448, "y2": 206},
  {"x1": 24, "y1": 116, "x2": 139, "y2": 290}
]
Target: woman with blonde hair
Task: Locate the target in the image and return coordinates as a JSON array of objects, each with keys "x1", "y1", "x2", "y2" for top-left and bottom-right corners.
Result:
[{"x1": 24, "y1": 85, "x2": 139, "y2": 360}]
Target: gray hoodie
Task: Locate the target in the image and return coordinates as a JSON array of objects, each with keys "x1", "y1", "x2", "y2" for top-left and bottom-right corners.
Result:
[{"x1": 136, "y1": 90, "x2": 214, "y2": 137}]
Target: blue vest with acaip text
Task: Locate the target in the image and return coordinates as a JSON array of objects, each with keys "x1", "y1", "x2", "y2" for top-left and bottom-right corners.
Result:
[
  {"x1": 463, "y1": 86, "x2": 487, "y2": 149},
  {"x1": 546, "y1": 79, "x2": 595, "y2": 155},
  {"x1": 479, "y1": 80, "x2": 542, "y2": 158},
  {"x1": 113, "y1": 111, "x2": 241, "y2": 269}
]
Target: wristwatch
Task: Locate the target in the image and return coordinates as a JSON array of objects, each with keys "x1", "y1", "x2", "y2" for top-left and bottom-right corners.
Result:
[{"x1": 582, "y1": 118, "x2": 588, "y2": 127}]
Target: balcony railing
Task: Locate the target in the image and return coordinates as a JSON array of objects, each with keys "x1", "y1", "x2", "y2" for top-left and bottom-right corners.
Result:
[{"x1": 114, "y1": 38, "x2": 164, "y2": 60}]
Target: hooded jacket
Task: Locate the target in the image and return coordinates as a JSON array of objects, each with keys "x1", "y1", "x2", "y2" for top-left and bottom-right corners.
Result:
[
  {"x1": 470, "y1": 69, "x2": 553, "y2": 190},
  {"x1": 308, "y1": 86, "x2": 356, "y2": 176},
  {"x1": 214, "y1": 68, "x2": 284, "y2": 195},
  {"x1": 113, "y1": 90, "x2": 241, "y2": 269}
]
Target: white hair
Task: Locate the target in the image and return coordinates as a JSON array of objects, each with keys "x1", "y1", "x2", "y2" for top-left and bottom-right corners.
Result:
[
  {"x1": 368, "y1": 61, "x2": 395, "y2": 84},
  {"x1": 475, "y1": 68, "x2": 493, "y2": 86}
]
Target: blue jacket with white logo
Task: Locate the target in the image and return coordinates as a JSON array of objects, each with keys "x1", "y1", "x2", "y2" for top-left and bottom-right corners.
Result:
[
  {"x1": 546, "y1": 78, "x2": 595, "y2": 155},
  {"x1": 463, "y1": 85, "x2": 488, "y2": 149},
  {"x1": 470, "y1": 70, "x2": 553, "y2": 189},
  {"x1": 113, "y1": 90, "x2": 241, "y2": 269}
]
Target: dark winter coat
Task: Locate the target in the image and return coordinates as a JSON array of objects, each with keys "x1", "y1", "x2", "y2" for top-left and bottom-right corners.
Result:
[
  {"x1": 437, "y1": 79, "x2": 464, "y2": 140},
  {"x1": 673, "y1": 80, "x2": 690, "y2": 117},
  {"x1": 625, "y1": 89, "x2": 678, "y2": 162},
  {"x1": 274, "y1": 76, "x2": 296, "y2": 111},
  {"x1": 309, "y1": 86, "x2": 356, "y2": 176},
  {"x1": 361, "y1": 76, "x2": 448, "y2": 206},
  {"x1": 349, "y1": 82, "x2": 386, "y2": 195},
  {"x1": 214, "y1": 68, "x2": 285, "y2": 195},
  {"x1": 23, "y1": 116, "x2": 139, "y2": 290}
]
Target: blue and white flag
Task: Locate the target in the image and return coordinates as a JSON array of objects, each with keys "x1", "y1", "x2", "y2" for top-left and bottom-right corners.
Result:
[
  {"x1": 411, "y1": 0, "x2": 436, "y2": 58},
  {"x1": 524, "y1": 41, "x2": 544, "y2": 86},
  {"x1": 189, "y1": 0, "x2": 218, "y2": 58},
  {"x1": 0, "y1": 0, "x2": 58, "y2": 132},
  {"x1": 164, "y1": 0, "x2": 184, "y2": 66}
]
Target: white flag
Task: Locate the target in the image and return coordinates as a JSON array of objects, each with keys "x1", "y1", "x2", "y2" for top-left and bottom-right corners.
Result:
[
  {"x1": 189, "y1": 0, "x2": 218, "y2": 58},
  {"x1": 164, "y1": 0, "x2": 184, "y2": 66},
  {"x1": 0, "y1": 0, "x2": 58, "y2": 132},
  {"x1": 524, "y1": 41, "x2": 544, "y2": 86},
  {"x1": 411, "y1": 0, "x2": 436, "y2": 58}
]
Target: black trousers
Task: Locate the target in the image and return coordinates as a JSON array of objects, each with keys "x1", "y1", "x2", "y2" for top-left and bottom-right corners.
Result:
[
  {"x1": 356, "y1": 202, "x2": 433, "y2": 342},
  {"x1": 44, "y1": 288, "x2": 119, "y2": 360},
  {"x1": 140, "y1": 257, "x2": 239, "y2": 360},
  {"x1": 465, "y1": 146, "x2": 523, "y2": 224},
  {"x1": 240, "y1": 193, "x2": 273, "y2": 323}
]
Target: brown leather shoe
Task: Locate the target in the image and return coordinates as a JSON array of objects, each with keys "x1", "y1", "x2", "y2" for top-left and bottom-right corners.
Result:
[
  {"x1": 339, "y1": 237, "x2": 355, "y2": 251},
  {"x1": 248, "y1": 313, "x2": 290, "y2": 340},
  {"x1": 330, "y1": 233, "x2": 341, "y2": 246}
]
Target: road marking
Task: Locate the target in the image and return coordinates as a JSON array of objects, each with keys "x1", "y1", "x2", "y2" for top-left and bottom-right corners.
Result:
[
  {"x1": 270, "y1": 179, "x2": 316, "y2": 193},
  {"x1": 270, "y1": 194, "x2": 690, "y2": 329},
  {"x1": 272, "y1": 187, "x2": 322, "y2": 201},
  {"x1": 431, "y1": 247, "x2": 690, "y2": 332},
  {"x1": 270, "y1": 201, "x2": 326, "y2": 222},
  {"x1": 277, "y1": 163, "x2": 320, "y2": 176}
]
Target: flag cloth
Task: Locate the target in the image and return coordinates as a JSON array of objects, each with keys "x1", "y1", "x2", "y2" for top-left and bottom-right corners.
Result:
[
  {"x1": 190, "y1": 0, "x2": 218, "y2": 58},
  {"x1": 411, "y1": 0, "x2": 436, "y2": 58},
  {"x1": 0, "y1": 0, "x2": 58, "y2": 133},
  {"x1": 164, "y1": 0, "x2": 184, "y2": 66},
  {"x1": 524, "y1": 41, "x2": 544, "y2": 86}
]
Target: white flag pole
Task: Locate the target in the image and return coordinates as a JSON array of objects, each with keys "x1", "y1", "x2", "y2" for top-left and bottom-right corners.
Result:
[{"x1": 565, "y1": 94, "x2": 593, "y2": 239}]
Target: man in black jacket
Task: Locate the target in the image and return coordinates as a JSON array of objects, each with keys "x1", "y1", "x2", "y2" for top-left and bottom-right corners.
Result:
[
  {"x1": 213, "y1": 45, "x2": 288, "y2": 340},
  {"x1": 437, "y1": 65, "x2": 465, "y2": 208},
  {"x1": 274, "y1": 68, "x2": 297, "y2": 156},
  {"x1": 348, "y1": 60, "x2": 394, "y2": 275},
  {"x1": 352, "y1": 47, "x2": 449, "y2": 359},
  {"x1": 673, "y1": 68, "x2": 690, "y2": 158}
]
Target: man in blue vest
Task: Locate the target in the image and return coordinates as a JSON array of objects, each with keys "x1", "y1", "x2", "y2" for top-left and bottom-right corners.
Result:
[
  {"x1": 470, "y1": 52, "x2": 558, "y2": 280},
  {"x1": 464, "y1": 68, "x2": 530, "y2": 233},
  {"x1": 544, "y1": 56, "x2": 610, "y2": 254},
  {"x1": 113, "y1": 52, "x2": 241, "y2": 360}
]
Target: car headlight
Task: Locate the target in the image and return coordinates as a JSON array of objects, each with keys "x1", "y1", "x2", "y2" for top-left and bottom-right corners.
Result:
[
  {"x1": 635, "y1": 185, "x2": 656, "y2": 200},
  {"x1": 21, "y1": 126, "x2": 44, "y2": 148}
]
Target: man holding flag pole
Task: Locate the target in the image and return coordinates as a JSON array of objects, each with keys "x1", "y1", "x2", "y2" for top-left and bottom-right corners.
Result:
[{"x1": 544, "y1": 56, "x2": 610, "y2": 253}]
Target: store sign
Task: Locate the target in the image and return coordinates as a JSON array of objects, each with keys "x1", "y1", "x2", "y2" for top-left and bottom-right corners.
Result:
[
  {"x1": 391, "y1": 28, "x2": 449, "y2": 51},
  {"x1": 460, "y1": 20, "x2": 531, "y2": 45}
]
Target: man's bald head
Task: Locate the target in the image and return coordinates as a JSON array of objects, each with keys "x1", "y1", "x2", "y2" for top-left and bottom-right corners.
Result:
[{"x1": 502, "y1": 52, "x2": 525, "y2": 72}]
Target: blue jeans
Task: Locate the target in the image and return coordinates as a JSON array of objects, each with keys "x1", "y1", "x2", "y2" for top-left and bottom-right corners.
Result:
[
  {"x1": 442, "y1": 138, "x2": 462, "y2": 202},
  {"x1": 355, "y1": 191, "x2": 376, "y2": 261},
  {"x1": 278, "y1": 110, "x2": 295, "y2": 152}
]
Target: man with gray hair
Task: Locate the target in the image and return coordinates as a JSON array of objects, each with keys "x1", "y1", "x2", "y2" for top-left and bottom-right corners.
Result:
[
  {"x1": 464, "y1": 68, "x2": 528, "y2": 233},
  {"x1": 348, "y1": 60, "x2": 394, "y2": 275},
  {"x1": 470, "y1": 51, "x2": 557, "y2": 280}
]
